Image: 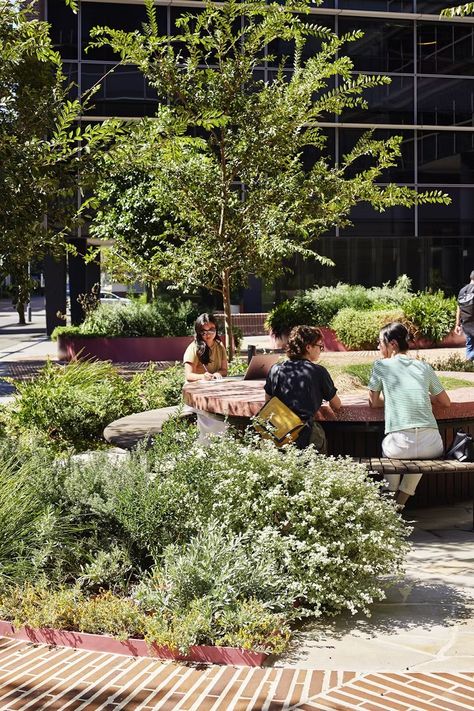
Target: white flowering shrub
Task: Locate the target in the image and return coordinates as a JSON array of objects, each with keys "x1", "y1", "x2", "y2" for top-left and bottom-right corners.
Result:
[{"x1": 103, "y1": 427, "x2": 410, "y2": 618}]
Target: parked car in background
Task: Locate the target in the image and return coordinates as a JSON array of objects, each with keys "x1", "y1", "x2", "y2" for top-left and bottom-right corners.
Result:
[{"x1": 99, "y1": 291, "x2": 131, "y2": 305}]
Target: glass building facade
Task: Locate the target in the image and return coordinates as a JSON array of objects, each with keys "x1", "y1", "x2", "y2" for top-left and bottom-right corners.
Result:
[{"x1": 46, "y1": 0, "x2": 474, "y2": 308}]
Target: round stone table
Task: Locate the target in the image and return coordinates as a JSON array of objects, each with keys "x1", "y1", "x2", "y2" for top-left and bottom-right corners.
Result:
[{"x1": 183, "y1": 378, "x2": 474, "y2": 505}]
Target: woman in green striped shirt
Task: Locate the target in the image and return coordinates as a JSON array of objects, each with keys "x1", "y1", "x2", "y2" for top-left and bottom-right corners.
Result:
[{"x1": 368, "y1": 322, "x2": 451, "y2": 507}]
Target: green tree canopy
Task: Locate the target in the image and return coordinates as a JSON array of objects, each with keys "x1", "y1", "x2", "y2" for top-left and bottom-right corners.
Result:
[
  {"x1": 0, "y1": 0, "x2": 121, "y2": 322},
  {"x1": 90, "y1": 0, "x2": 449, "y2": 356}
]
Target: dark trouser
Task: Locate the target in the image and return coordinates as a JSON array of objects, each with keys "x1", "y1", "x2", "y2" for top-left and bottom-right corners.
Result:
[{"x1": 296, "y1": 421, "x2": 327, "y2": 453}]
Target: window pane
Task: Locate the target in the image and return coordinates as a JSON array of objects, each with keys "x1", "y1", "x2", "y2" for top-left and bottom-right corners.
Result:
[
  {"x1": 47, "y1": 0, "x2": 78, "y2": 59},
  {"x1": 342, "y1": 203, "x2": 415, "y2": 237},
  {"x1": 338, "y1": 17, "x2": 413, "y2": 74},
  {"x1": 82, "y1": 3, "x2": 165, "y2": 61},
  {"x1": 342, "y1": 76, "x2": 414, "y2": 124},
  {"x1": 268, "y1": 15, "x2": 334, "y2": 68},
  {"x1": 418, "y1": 131, "x2": 474, "y2": 184},
  {"x1": 418, "y1": 187, "x2": 474, "y2": 236},
  {"x1": 81, "y1": 65, "x2": 157, "y2": 117},
  {"x1": 338, "y1": 1, "x2": 413, "y2": 11},
  {"x1": 340, "y1": 128, "x2": 415, "y2": 182},
  {"x1": 418, "y1": 21, "x2": 474, "y2": 75},
  {"x1": 417, "y1": 1, "x2": 458, "y2": 13},
  {"x1": 417, "y1": 77, "x2": 474, "y2": 126}
]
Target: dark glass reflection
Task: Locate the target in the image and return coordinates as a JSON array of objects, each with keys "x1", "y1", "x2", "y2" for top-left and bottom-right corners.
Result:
[
  {"x1": 338, "y1": 17, "x2": 413, "y2": 73},
  {"x1": 342, "y1": 76, "x2": 414, "y2": 124},
  {"x1": 342, "y1": 203, "x2": 415, "y2": 237},
  {"x1": 338, "y1": 1, "x2": 413, "y2": 11},
  {"x1": 301, "y1": 128, "x2": 336, "y2": 170},
  {"x1": 47, "y1": 0, "x2": 78, "y2": 59},
  {"x1": 418, "y1": 77, "x2": 474, "y2": 126},
  {"x1": 418, "y1": 188, "x2": 474, "y2": 237},
  {"x1": 418, "y1": 22, "x2": 474, "y2": 75},
  {"x1": 81, "y1": 65, "x2": 157, "y2": 117},
  {"x1": 268, "y1": 15, "x2": 334, "y2": 68},
  {"x1": 82, "y1": 3, "x2": 160, "y2": 60},
  {"x1": 417, "y1": 2, "x2": 459, "y2": 13},
  {"x1": 62, "y1": 63, "x2": 78, "y2": 99},
  {"x1": 418, "y1": 131, "x2": 474, "y2": 184},
  {"x1": 339, "y1": 129, "x2": 415, "y2": 182},
  {"x1": 428, "y1": 238, "x2": 467, "y2": 294}
]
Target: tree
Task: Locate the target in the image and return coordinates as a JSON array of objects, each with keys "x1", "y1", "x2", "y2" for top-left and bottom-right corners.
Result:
[
  {"x1": 90, "y1": 0, "x2": 449, "y2": 358},
  {"x1": 0, "y1": 1, "x2": 121, "y2": 323}
]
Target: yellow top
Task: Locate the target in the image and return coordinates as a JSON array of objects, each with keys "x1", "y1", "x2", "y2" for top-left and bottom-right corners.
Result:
[{"x1": 183, "y1": 340, "x2": 226, "y2": 375}]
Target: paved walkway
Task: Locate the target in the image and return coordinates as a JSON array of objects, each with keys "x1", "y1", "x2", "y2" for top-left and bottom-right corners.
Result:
[{"x1": 0, "y1": 635, "x2": 473, "y2": 710}]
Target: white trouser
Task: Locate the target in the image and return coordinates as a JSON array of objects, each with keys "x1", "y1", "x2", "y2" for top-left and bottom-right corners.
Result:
[
  {"x1": 196, "y1": 412, "x2": 227, "y2": 445},
  {"x1": 381, "y1": 427, "x2": 444, "y2": 496}
]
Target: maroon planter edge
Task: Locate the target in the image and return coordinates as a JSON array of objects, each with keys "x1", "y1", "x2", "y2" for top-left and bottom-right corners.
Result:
[
  {"x1": 57, "y1": 336, "x2": 194, "y2": 362},
  {"x1": 270, "y1": 328, "x2": 465, "y2": 353},
  {"x1": 0, "y1": 620, "x2": 268, "y2": 666}
]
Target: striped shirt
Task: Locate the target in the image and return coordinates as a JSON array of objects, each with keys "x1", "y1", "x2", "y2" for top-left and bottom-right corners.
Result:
[{"x1": 367, "y1": 355, "x2": 444, "y2": 434}]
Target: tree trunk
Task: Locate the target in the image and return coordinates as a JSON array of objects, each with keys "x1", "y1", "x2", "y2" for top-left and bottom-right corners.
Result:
[
  {"x1": 16, "y1": 300, "x2": 26, "y2": 325},
  {"x1": 222, "y1": 267, "x2": 235, "y2": 361}
]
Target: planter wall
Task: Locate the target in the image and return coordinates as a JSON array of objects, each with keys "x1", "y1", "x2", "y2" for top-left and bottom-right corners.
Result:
[
  {"x1": 57, "y1": 335, "x2": 194, "y2": 362},
  {"x1": 270, "y1": 328, "x2": 465, "y2": 353},
  {"x1": 0, "y1": 620, "x2": 268, "y2": 667}
]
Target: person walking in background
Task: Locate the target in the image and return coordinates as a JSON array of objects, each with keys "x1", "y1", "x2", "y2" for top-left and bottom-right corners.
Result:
[
  {"x1": 264, "y1": 325, "x2": 341, "y2": 453},
  {"x1": 184, "y1": 313, "x2": 228, "y2": 442},
  {"x1": 455, "y1": 270, "x2": 474, "y2": 361},
  {"x1": 368, "y1": 322, "x2": 450, "y2": 508}
]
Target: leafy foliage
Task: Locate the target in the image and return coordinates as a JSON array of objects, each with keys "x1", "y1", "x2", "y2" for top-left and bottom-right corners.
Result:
[
  {"x1": 430, "y1": 353, "x2": 474, "y2": 372},
  {"x1": 0, "y1": 1, "x2": 121, "y2": 321},
  {"x1": 402, "y1": 292, "x2": 457, "y2": 343},
  {"x1": 3, "y1": 359, "x2": 190, "y2": 451},
  {"x1": 266, "y1": 277, "x2": 412, "y2": 337},
  {"x1": 52, "y1": 297, "x2": 198, "y2": 339},
  {"x1": 0, "y1": 424, "x2": 409, "y2": 653},
  {"x1": 330, "y1": 308, "x2": 404, "y2": 350},
  {"x1": 52, "y1": 299, "x2": 198, "y2": 339}
]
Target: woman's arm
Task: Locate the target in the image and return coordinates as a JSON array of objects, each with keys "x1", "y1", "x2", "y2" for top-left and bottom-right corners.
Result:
[
  {"x1": 184, "y1": 362, "x2": 212, "y2": 382},
  {"x1": 328, "y1": 394, "x2": 342, "y2": 411},
  {"x1": 369, "y1": 389, "x2": 384, "y2": 408},
  {"x1": 431, "y1": 390, "x2": 451, "y2": 408}
]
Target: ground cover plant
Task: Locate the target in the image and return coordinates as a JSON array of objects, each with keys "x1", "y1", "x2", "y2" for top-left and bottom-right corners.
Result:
[{"x1": 0, "y1": 425, "x2": 410, "y2": 654}]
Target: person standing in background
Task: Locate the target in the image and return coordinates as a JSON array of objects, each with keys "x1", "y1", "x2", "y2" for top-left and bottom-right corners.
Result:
[{"x1": 455, "y1": 270, "x2": 474, "y2": 361}]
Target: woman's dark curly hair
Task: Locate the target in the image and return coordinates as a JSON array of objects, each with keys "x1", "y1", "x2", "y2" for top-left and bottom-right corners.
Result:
[
  {"x1": 194, "y1": 313, "x2": 221, "y2": 366},
  {"x1": 286, "y1": 325, "x2": 323, "y2": 360}
]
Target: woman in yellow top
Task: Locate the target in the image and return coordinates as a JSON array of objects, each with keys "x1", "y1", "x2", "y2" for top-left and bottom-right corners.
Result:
[
  {"x1": 183, "y1": 313, "x2": 228, "y2": 442},
  {"x1": 183, "y1": 313, "x2": 228, "y2": 381}
]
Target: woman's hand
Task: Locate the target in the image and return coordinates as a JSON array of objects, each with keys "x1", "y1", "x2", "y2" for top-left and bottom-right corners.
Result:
[
  {"x1": 204, "y1": 371, "x2": 214, "y2": 381},
  {"x1": 212, "y1": 372, "x2": 223, "y2": 380}
]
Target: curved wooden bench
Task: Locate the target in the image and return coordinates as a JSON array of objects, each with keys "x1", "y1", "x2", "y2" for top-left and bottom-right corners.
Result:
[
  {"x1": 103, "y1": 405, "x2": 196, "y2": 449},
  {"x1": 360, "y1": 457, "x2": 474, "y2": 528}
]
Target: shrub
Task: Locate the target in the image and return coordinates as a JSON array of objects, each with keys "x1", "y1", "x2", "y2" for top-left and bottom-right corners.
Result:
[
  {"x1": 266, "y1": 277, "x2": 412, "y2": 338},
  {"x1": 330, "y1": 308, "x2": 404, "y2": 350},
  {"x1": 430, "y1": 354, "x2": 474, "y2": 372},
  {"x1": 131, "y1": 363, "x2": 185, "y2": 409},
  {"x1": 4, "y1": 359, "x2": 141, "y2": 451},
  {"x1": 101, "y1": 433, "x2": 409, "y2": 618},
  {"x1": 402, "y1": 291, "x2": 456, "y2": 343},
  {"x1": 51, "y1": 298, "x2": 198, "y2": 339}
]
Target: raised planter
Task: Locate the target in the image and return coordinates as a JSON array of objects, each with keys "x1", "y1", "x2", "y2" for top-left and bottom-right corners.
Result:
[
  {"x1": 0, "y1": 620, "x2": 268, "y2": 666},
  {"x1": 269, "y1": 328, "x2": 465, "y2": 353},
  {"x1": 57, "y1": 335, "x2": 194, "y2": 362}
]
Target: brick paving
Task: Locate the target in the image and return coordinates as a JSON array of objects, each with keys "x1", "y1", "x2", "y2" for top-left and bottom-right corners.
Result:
[{"x1": 0, "y1": 637, "x2": 473, "y2": 710}]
